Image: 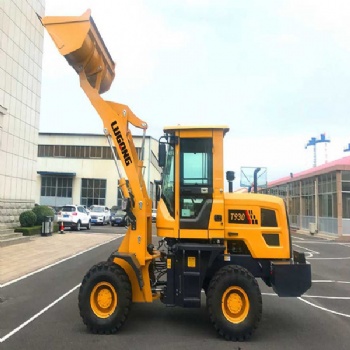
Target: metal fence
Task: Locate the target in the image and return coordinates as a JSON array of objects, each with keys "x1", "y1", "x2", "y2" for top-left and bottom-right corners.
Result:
[
  {"x1": 342, "y1": 219, "x2": 350, "y2": 235},
  {"x1": 289, "y1": 215, "x2": 338, "y2": 235}
]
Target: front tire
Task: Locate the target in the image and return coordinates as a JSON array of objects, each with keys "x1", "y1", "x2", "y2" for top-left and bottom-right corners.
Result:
[
  {"x1": 207, "y1": 265, "x2": 262, "y2": 341},
  {"x1": 86, "y1": 221, "x2": 91, "y2": 230},
  {"x1": 79, "y1": 262, "x2": 132, "y2": 334}
]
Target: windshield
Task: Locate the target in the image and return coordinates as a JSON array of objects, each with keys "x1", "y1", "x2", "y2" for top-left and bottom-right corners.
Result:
[
  {"x1": 161, "y1": 143, "x2": 175, "y2": 217},
  {"x1": 91, "y1": 206, "x2": 104, "y2": 212},
  {"x1": 61, "y1": 206, "x2": 75, "y2": 212}
]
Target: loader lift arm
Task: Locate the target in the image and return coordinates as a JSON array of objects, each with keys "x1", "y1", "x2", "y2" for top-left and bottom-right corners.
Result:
[{"x1": 40, "y1": 10, "x2": 157, "y2": 301}]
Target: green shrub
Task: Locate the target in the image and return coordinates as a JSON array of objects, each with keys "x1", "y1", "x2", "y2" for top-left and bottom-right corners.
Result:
[
  {"x1": 32, "y1": 205, "x2": 55, "y2": 225},
  {"x1": 15, "y1": 223, "x2": 59, "y2": 236},
  {"x1": 19, "y1": 210, "x2": 37, "y2": 227},
  {"x1": 15, "y1": 225, "x2": 41, "y2": 236}
]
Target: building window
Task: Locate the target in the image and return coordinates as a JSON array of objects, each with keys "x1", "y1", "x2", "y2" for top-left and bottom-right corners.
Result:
[
  {"x1": 342, "y1": 193, "x2": 350, "y2": 219},
  {"x1": 41, "y1": 176, "x2": 72, "y2": 198},
  {"x1": 81, "y1": 178, "x2": 107, "y2": 207},
  {"x1": 38, "y1": 145, "x2": 143, "y2": 160},
  {"x1": 38, "y1": 145, "x2": 54, "y2": 157},
  {"x1": 54, "y1": 145, "x2": 66, "y2": 157},
  {"x1": 89, "y1": 146, "x2": 102, "y2": 158}
]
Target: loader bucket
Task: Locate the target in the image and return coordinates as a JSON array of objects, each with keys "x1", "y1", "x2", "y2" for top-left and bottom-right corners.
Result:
[{"x1": 41, "y1": 9, "x2": 115, "y2": 94}]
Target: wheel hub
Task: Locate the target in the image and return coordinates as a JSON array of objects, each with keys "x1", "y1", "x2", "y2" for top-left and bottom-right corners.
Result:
[
  {"x1": 97, "y1": 288, "x2": 113, "y2": 309},
  {"x1": 227, "y1": 292, "x2": 243, "y2": 314},
  {"x1": 222, "y1": 286, "x2": 250, "y2": 324},
  {"x1": 90, "y1": 281, "x2": 117, "y2": 318}
]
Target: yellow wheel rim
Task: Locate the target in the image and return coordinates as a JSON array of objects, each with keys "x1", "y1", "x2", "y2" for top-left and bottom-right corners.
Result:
[
  {"x1": 222, "y1": 286, "x2": 250, "y2": 324},
  {"x1": 90, "y1": 282, "x2": 117, "y2": 318}
]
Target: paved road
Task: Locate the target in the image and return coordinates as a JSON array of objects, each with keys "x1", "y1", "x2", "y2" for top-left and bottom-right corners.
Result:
[{"x1": 1, "y1": 229, "x2": 350, "y2": 349}]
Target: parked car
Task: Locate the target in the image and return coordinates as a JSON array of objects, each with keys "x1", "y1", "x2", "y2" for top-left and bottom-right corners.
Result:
[
  {"x1": 152, "y1": 208, "x2": 157, "y2": 223},
  {"x1": 57, "y1": 204, "x2": 91, "y2": 231},
  {"x1": 81, "y1": 205, "x2": 90, "y2": 213},
  {"x1": 110, "y1": 205, "x2": 119, "y2": 215},
  {"x1": 89, "y1": 205, "x2": 111, "y2": 225},
  {"x1": 110, "y1": 210, "x2": 127, "y2": 227}
]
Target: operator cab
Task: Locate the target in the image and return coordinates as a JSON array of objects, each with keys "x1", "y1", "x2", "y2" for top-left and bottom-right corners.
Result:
[{"x1": 157, "y1": 125, "x2": 229, "y2": 239}]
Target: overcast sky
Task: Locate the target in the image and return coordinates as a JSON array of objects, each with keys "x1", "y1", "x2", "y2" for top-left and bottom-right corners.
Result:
[{"x1": 40, "y1": 0, "x2": 350, "y2": 188}]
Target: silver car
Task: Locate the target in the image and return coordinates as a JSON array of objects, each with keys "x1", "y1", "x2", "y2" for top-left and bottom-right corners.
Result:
[{"x1": 89, "y1": 205, "x2": 111, "y2": 225}]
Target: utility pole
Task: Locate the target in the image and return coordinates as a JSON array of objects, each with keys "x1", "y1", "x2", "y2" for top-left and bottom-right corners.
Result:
[{"x1": 305, "y1": 133, "x2": 330, "y2": 167}]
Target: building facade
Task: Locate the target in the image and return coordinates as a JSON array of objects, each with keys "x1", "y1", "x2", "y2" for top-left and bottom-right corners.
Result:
[
  {"x1": 260, "y1": 156, "x2": 350, "y2": 238},
  {"x1": 37, "y1": 133, "x2": 161, "y2": 210},
  {"x1": 0, "y1": 0, "x2": 45, "y2": 228}
]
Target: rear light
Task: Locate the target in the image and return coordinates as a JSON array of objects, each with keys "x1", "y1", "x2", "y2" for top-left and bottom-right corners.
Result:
[{"x1": 72, "y1": 212, "x2": 78, "y2": 216}]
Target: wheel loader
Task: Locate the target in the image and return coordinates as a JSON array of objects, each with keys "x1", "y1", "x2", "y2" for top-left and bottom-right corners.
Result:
[{"x1": 40, "y1": 10, "x2": 311, "y2": 341}]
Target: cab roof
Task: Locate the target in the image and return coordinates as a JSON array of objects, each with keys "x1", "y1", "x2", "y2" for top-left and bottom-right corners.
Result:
[{"x1": 163, "y1": 125, "x2": 230, "y2": 135}]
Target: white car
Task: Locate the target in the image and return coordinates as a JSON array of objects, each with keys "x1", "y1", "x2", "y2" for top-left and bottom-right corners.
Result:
[
  {"x1": 57, "y1": 205, "x2": 91, "y2": 231},
  {"x1": 89, "y1": 205, "x2": 111, "y2": 225}
]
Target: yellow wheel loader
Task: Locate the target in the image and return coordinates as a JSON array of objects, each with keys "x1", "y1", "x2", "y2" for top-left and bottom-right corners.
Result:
[{"x1": 40, "y1": 10, "x2": 311, "y2": 341}]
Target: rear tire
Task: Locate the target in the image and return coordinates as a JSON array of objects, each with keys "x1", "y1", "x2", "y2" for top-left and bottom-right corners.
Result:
[
  {"x1": 207, "y1": 265, "x2": 262, "y2": 341},
  {"x1": 79, "y1": 261, "x2": 132, "y2": 334},
  {"x1": 75, "y1": 221, "x2": 81, "y2": 231}
]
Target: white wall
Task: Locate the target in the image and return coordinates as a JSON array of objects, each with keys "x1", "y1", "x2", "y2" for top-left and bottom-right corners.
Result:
[
  {"x1": 36, "y1": 133, "x2": 161, "y2": 208},
  {"x1": 0, "y1": 0, "x2": 45, "y2": 227}
]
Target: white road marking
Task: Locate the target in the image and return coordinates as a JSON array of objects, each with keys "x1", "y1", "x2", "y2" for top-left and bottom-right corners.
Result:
[
  {"x1": 312, "y1": 280, "x2": 334, "y2": 283},
  {"x1": 300, "y1": 295, "x2": 350, "y2": 300},
  {"x1": 338, "y1": 243, "x2": 350, "y2": 248},
  {"x1": 337, "y1": 281, "x2": 350, "y2": 284},
  {"x1": 308, "y1": 256, "x2": 350, "y2": 260},
  {"x1": 262, "y1": 292, "x2": 350, "y2": 300},
  {"x1": 292, "y1": 236, "x2": 305, "y2": 240},
  {"x1": 291, "y1": 241, "x2": 350, "y2": 260},
  {"x1": 298, "y1": 297, "x2": 350, "y2": 318},
  {"x1": 312, "y1": 280, "x2": 350, "y2": 284},
  {"x1": 292, "y1": 243, "x2": 320, "y2": 258},
  {"x1": 293, "y1": 244, "x2": 320, "y2": 254},
  {"x1": 263, "y1": 277, "x2": 350, "y2": 318},
  {"x1": 10, "y1": 288, "x2": 348, "y2": 345},
  {"x1": 0, "y1": 234, "x2": 124, "y2": 288},
  {"x1": 263, "y1": 291, "x2": 350, "y2": 317},
  {"x1": 292, "y1": 241, "x2": 350, "y2": 246},
  {"x1": 0, "y1": 284, "x2": 81, "y2": 343}
]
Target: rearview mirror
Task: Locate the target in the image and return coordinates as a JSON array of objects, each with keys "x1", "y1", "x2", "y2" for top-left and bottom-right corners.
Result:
[{"x1": 158, "y1": 143, "x2": 166, "y2": 167}]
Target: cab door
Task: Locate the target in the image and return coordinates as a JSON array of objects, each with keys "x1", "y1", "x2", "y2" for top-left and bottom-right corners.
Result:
[{"x1": 179, "y1": 137, "x2": 213, "y2": 239}]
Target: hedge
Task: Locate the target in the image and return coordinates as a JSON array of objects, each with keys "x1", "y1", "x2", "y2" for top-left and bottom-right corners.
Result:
[{"x1": 15, "y1": 223, "x2": 59, "y2": 236}]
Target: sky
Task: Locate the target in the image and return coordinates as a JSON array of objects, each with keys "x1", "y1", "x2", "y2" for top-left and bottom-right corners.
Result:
[{"x1": 40, "y1": 0, "x2": 350, "y2": 189}]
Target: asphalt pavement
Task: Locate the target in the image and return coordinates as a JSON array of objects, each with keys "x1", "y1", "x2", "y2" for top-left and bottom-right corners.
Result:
[{"x1": 1, "y1": 227, "x2": 350, "y2": 349}]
